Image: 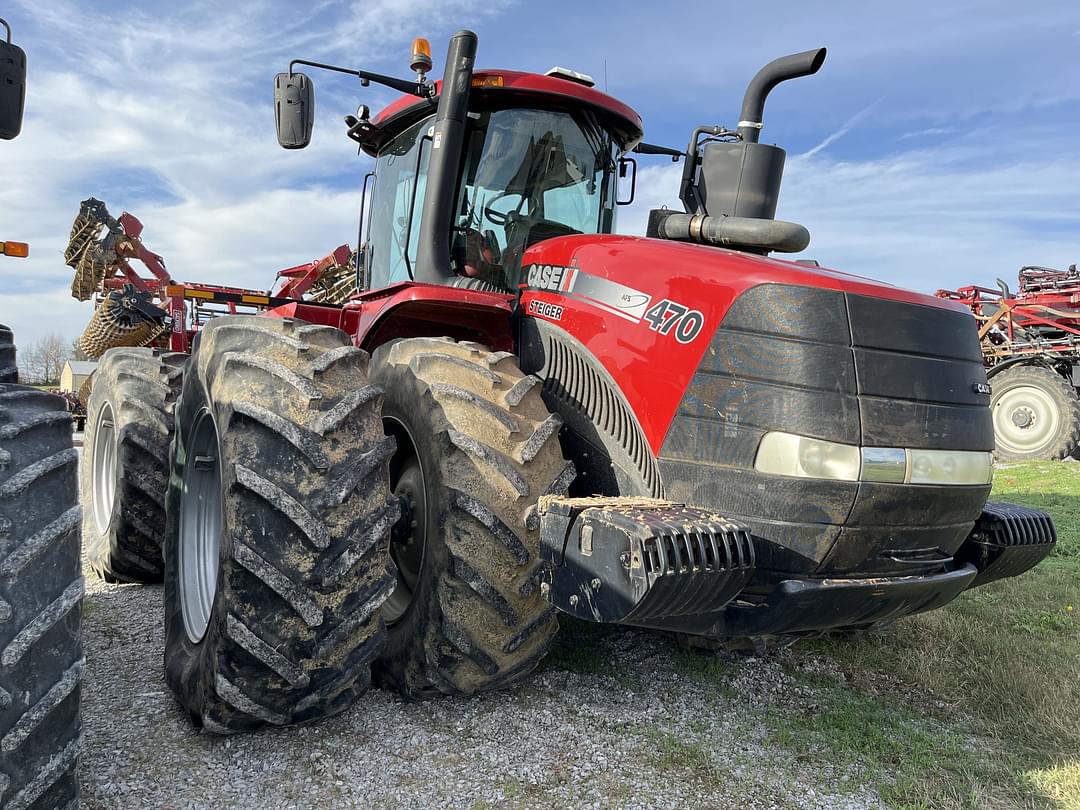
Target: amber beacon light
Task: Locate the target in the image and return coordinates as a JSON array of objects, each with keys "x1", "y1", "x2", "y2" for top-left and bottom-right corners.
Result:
[{"x1": 0, "y1": 240, "x2": 28, "y2": 257}]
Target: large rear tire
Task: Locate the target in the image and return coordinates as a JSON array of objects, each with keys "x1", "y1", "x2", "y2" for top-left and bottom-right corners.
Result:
[
  {"x1": 0, "y1": 325, "x2": 16, "y2": 383},
  {"x1": 990, "y1": 365, "x2": 1080, "y2": 460},
  {"x1": 0, "y1": 386, "x2": 83, "y2": 809},
  {"x1": 370, "y1": 337, "x2": 572, "y2": 698},
  {"x1": 163, "y1": 316, "x2": 398, "y2": 732},
  {"x1": 81, "y1": 347, "x2": 186, "y2": 583}
]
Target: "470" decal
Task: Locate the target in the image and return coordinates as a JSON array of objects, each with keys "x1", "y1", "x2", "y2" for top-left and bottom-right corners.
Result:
[{"x1": 643, "y1": 299, "x2": 705, "y2": 343}]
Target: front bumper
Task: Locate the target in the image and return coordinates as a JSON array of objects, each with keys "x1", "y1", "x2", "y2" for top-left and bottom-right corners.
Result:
[{"x1": 539, "y1": 496, "x2": 1055, "y2": 638}]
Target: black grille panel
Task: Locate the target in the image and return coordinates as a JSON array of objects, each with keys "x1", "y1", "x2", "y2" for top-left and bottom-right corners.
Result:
[{"x1": 659, "y1": 282, "x2": 995, "y2": 575}]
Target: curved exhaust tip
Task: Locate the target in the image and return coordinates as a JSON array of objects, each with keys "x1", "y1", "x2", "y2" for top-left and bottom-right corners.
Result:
[{"x1": 738, "y1": 47, "x2": 829, "y2": 143}]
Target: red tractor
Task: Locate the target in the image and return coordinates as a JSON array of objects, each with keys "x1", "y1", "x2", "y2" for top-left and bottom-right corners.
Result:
[{"x1": 77, "y1": 31, "x2": 1055, "y2": 734}]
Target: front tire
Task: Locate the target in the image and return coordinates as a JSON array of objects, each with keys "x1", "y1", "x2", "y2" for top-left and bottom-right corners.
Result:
[
  {"x1": 371, "y1": 338, "x2": 572, "y2": 698},
  {"x1": 81, "y1": 347, "x2": 186, "y2": 583},
  {"x1": 163, "y1": 316, "x2": 398, "y2": 732},
  {"x1": 0, "y1": 386, "x2": 83, "y2": 809},
  {"x1": 990, "y1": 365, "x2": 1080, "y2": 460}
]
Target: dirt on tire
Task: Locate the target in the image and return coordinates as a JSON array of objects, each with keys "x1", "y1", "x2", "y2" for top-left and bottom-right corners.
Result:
[
  {"x1": 163, "y1": 315, "x2": 399, "y2": 733},
  {"x1": 0, "y1": 385, "x2": 83, "y2": 809},
  {"x1": 81, "y1": 348, "x2": 186, "y2": 583},
  {"x1": 990, "y1": 364, "x2": 1080, "y2": 460},
  {"x1": 371, "y1": 337, "x2": 573, "y2": 698}
]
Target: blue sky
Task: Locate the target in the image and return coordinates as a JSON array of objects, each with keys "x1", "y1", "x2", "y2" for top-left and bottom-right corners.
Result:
[{"x1": 1, "y1": 0, "x2": 1078, "y2": 350}]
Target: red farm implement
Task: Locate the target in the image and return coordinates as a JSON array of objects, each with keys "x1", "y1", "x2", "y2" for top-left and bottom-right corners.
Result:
[
  {"x1": 64, "y1": 198, "x2": 352, "y2": 356},
  {"x1": 938, "y1": 264, "x2": 1080, "y2": 459}
]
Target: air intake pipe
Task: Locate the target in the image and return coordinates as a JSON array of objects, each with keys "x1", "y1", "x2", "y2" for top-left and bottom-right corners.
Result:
[
  {"x1": 647, "y1": 210, "x2": 810, "y2": 254},
  {"x1": 736, "y1": 48, "x2": 826, "y2": 143},
  {"x1": 413, "y1": 30, "x2": 477, "y2": 285}
]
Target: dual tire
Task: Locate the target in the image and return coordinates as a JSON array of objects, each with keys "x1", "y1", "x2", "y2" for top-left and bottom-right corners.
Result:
[
  {"x1": 81, "y1": 348, "x2": 186, "y2": 582},
  {"x1": 79, "y1": 317, "x2": 570, "y2": 731}
]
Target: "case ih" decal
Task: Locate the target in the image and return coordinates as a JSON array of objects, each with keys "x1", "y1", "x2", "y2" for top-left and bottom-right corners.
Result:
[{"x1": 523, "y1": 263, "x2": 704, "y2": 342}]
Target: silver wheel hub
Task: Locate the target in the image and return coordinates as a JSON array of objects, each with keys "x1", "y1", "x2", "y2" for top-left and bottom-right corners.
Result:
[
  {"x1": 91, "y1": 401, "x2": 117, "y2": 534},
  {"x1": 993, "y1": 384, "x2": 1061, "y2": 454},
  {"x1": 178, "y1": 410, "x2": 222, "y2": 643}
]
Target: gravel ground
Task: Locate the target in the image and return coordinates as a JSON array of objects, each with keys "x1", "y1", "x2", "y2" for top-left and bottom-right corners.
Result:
[{"x1": 76, "y1": 444, "x2": 888, "y2": 809}]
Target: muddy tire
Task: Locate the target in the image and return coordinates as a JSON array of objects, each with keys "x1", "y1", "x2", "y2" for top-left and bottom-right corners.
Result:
[
  {"x1": 163, "y1": 316, "x2": 398, "y2": 732},
  {"x1": 0, "y1": 386, "x2": 83, "y2": 809},
  {"x1": 990, "y1": 364, "x2": 1080, "y2": 461},
  {"x1": 0, "y1": 325, "x2": 16, "y2": 383},
  {"x1": 81, "y1": 348, "x2": 186, "y2": 583},
  {"x1": 371, "y1": 337, "x2": 572, "y2": 698}
]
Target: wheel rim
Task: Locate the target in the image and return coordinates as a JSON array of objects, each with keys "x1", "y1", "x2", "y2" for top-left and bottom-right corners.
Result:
[
  {"x1": 993, "y1": 384, "x2": 1062, "y2": 455},
  {"x1": 178, "y1": 409, "x2": 222, "y2": 643},
  {"x1": 91, "y1": 401, "x2": 117, "y2": 534},
  {"x1": 383, "y1": 417, "x2": 428, "y2": 625}
]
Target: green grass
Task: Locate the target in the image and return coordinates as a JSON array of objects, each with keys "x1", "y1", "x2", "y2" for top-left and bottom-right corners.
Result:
[{"x1": 785, "y1": 461, "x2": 1080, "y2": 808}]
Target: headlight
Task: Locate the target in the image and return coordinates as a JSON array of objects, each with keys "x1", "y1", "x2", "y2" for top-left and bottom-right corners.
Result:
[
  {"x1": 907, "y1": 449, "x2": 993, "y2": 486},
  {"x1": 754, "y1": 432, "x2": 861, "y2": 481},
  {"x1": 754, "y1": 432, "x2": 993, "y2": 486}
]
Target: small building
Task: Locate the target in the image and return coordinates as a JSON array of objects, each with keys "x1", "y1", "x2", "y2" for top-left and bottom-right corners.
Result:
[{"x1": 60, "y1": 360, "x2": 97, "y2": 394}]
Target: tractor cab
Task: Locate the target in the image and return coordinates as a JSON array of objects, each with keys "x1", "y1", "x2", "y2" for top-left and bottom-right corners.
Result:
[
  {"x1": 367, "y1": 98, "x2": 625, "y2": 292},
  {"x1": 274, "y1": 41, "x2": 643, "y2": 295}
]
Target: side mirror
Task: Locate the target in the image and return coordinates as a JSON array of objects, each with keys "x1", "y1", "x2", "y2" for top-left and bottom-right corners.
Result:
[
  {"x1": 0, "y1": 21, "x2": 27, "y2": 141},
  {"x1": 274, "y1": 72, "x2": 314, "y2": 149}
]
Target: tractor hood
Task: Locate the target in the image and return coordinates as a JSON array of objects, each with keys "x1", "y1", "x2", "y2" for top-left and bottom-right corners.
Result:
[{"x1": 519, "y1": 233, "x2": 993, "y2": 576}]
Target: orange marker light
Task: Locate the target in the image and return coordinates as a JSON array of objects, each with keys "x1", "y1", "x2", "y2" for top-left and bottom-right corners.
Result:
[
  {"x1": 0, "y1": 241, "x2": 29, "y2": 258},
  {"x1": 410, "y1": 38, "x2": 433, "y2": 75}
]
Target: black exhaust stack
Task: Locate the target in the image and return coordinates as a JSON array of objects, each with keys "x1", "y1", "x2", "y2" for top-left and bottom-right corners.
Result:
[
  {"x1": 653, "y1": 48, "x2": 826, "y2": 255},
  {"x1": 736, "y1": 48, "x2": 826, "y2": 144},
  {"x1": 413, "y1": 30, "x2": 477, "y2": 285}
]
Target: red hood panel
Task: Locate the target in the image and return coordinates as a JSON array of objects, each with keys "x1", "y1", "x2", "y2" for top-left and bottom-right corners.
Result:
[{"x1": 519, "y1": 234, "x2": 970, "y2": 455}]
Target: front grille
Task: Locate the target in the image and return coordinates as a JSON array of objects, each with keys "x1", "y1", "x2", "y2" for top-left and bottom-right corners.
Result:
[{"x1": 659, "y1": 282, "x2": 995, "y2": 575}]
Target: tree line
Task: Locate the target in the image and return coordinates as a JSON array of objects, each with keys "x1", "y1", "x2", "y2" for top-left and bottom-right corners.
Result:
[{"x1": 16, "y1": 333, "x2": 87, "y2": 386}]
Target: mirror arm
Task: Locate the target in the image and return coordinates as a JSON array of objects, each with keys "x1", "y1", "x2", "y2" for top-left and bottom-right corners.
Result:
[
  {"x1": 633, "y1": 142, "x2": 684, "y2": 161},
  {"x1": 288, "y1": 59, "x2": 430, "y2": 98}
]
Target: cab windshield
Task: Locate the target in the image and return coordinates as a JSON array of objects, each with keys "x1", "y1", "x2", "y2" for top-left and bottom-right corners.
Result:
[
  {"x1": 364, "y1": 106, "x2": 619, "y2": 292},
  {"x1": 452, "y1": 108, "x2": 618, "y2": 290}
]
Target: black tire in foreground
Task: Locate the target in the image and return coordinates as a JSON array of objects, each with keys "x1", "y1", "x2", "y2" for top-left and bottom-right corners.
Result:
[
  {"x1": 81, "y1": 348, "x2": 187, "y2": 583},
  {"x1": 164, "y1": 316, "x2": 398, "y2": 732},
  {"x1": 0, "y1": 325, "x2": 16, "y2": 383},
  {"x1": 990, "y1": 364, "x2": 1080, "y2": 461},
  {"x1": 371, "y1": 337, "x2": 573, "y2": 698},
  {"x1": 0, "y1": 385, "x2": 83, "y2": 809}
]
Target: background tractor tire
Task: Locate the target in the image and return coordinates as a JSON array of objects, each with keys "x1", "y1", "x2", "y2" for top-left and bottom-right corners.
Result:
[
  {"x1": 371, "y1": 337, "x2": 573, "y2": 699},
  {"x1": 81, "y1": 348, "x2": 187, "y2": 583},
  {"x1": 163, "y1": 316, "x2": 398, "y2": 733},
  {"x1": 990, "y1": 364, "x2": 1080, "y2": 461},
  {"x1": 0, "y1": 325, "x2": 16, "y2": 383},
  {"x1": 0, "y1": 385, "x2": 83, "y2": 810}
]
